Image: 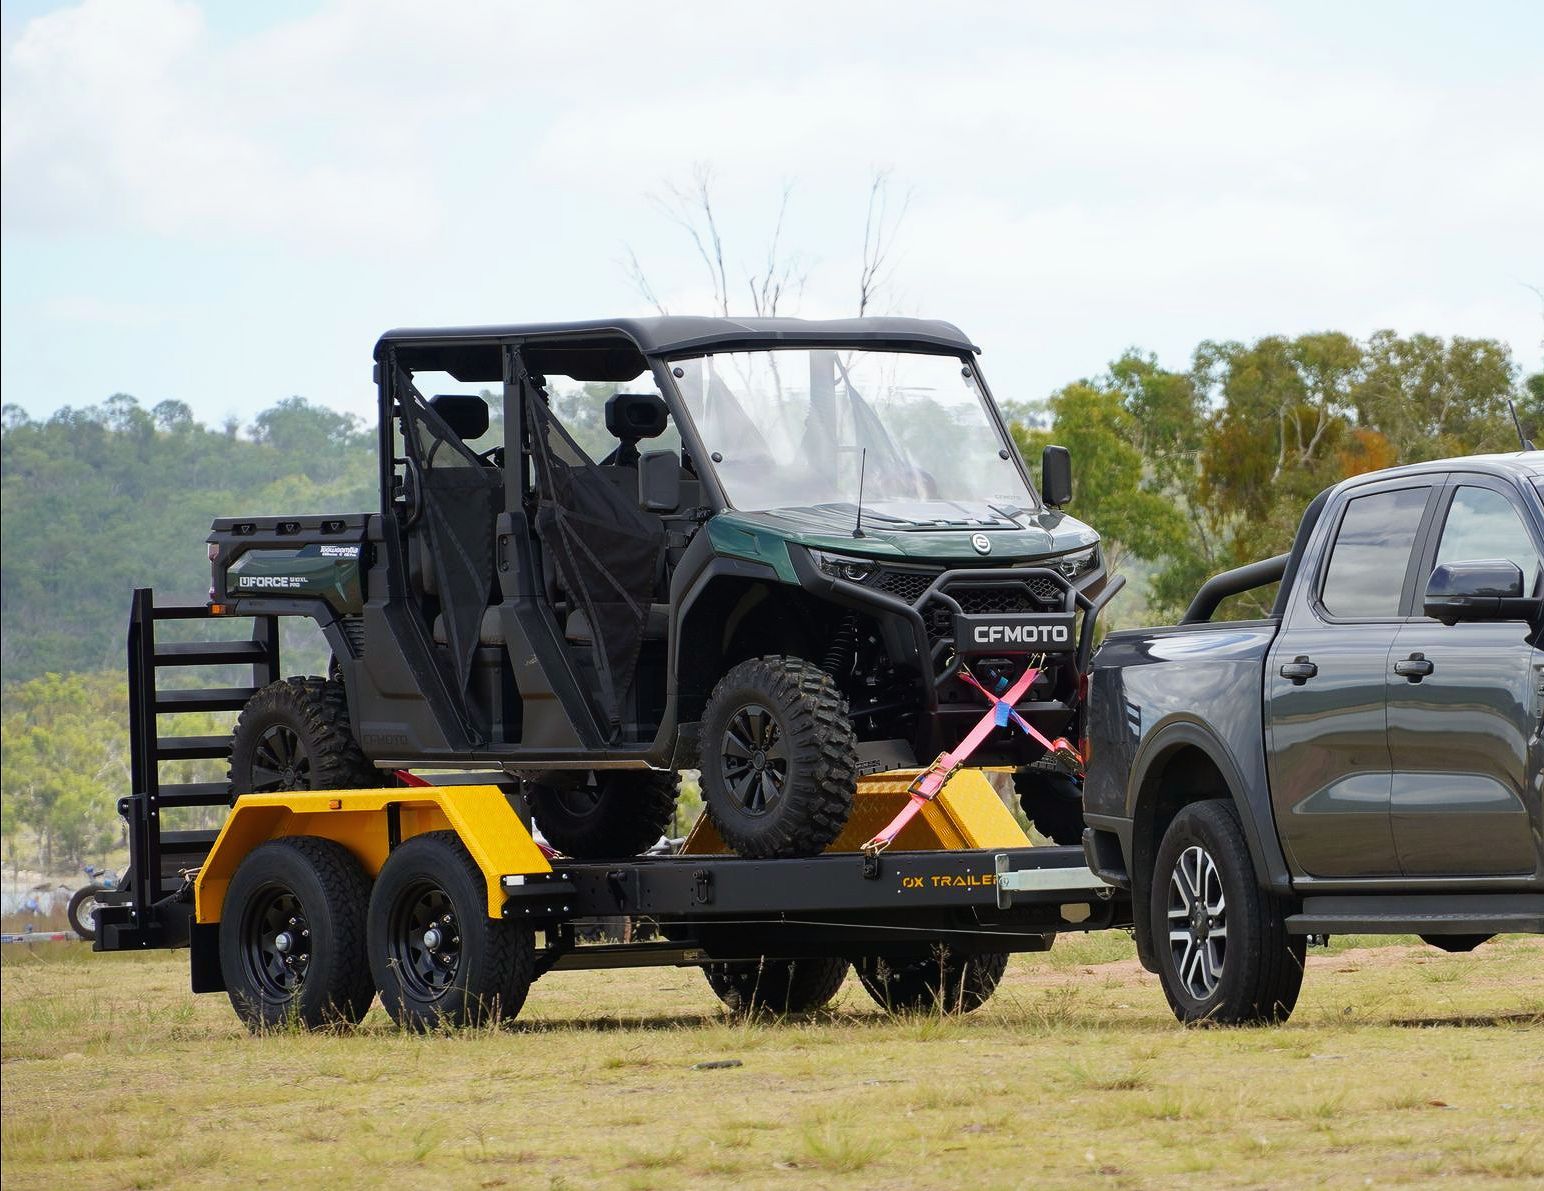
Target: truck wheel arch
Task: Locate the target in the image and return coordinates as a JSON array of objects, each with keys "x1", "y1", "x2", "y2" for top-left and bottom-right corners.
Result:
[{"x1": 1125, "y1": 721, "x2": 1291, "y2": 970}]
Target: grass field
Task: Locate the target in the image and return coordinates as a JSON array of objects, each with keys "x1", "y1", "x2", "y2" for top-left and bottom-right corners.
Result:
[{"x1": 2, "y1": 931, "x2": 1541, "y2": 1190}]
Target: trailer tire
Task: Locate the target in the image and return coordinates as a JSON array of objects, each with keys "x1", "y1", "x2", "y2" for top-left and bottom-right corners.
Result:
[
  {"x1": 856, "y1": 948, "x2": 1008, "y2": 1014},
  {"x1": 527, "y1": 770, "x2": 678, "y2": 858},
  {"x1": 67, "y1": 885, "x2": 103, "y2": 942},
  {"x1": 703, "y1": 957, "x2": 850, "y2": 1015},
  {"x1": 1013, "y1": 766, "x2": 1086, "y2": 846},
  {"x1": 219, "y1": 837, "x2": 374, "y2": 1032},
  {"x1": 368, "y1": 831, "x2": 534, "y2": 1030},
  {"x1": 700, "y1": 656, "x2": 858, "y2": 858},
  {"x1": 1150, "y1": 799, "x2": 1305, "y2": 1025},
  {"x1": 229, "y1": 677, "x2": 375, "y2": 797}
]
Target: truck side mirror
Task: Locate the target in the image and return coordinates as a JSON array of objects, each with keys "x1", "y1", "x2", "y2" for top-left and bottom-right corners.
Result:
[
  {"x1": 1041, "y1": 444, "x2": 1072, "y2": 509},
  {"x1": 1423, "y1": 558, "x2": 1539, "y2": 624},
  {"x1": 639, "y1": 449, "x2": 683, "y2": 513}
]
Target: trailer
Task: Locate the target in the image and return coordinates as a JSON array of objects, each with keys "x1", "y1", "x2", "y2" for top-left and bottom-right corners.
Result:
[{"x1": 94, "y1": 591, "x2": 1132, "y2": 1031}]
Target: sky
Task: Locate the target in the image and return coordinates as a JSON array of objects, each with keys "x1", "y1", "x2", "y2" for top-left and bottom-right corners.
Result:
[{"x1": 2, "y1": 0, "x2": 1541, "y2": 427}]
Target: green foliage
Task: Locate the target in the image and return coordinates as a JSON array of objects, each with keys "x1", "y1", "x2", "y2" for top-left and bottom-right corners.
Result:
[
  {"x1": 1017, "y1": 331, "x2": 1531, "y2": 622},
  {"x1": 1, "y1": 394, "x2": 376, "y2": 683}
]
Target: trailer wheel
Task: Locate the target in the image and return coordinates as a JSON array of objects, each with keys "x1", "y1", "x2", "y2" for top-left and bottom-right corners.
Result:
[
  {"x1": 700, "y1": 656, "x2": 858, "y2": 858},
  {"x1": 703, "y1": 957, "x2": 850, "y2": 1015},
  {"x1": 368, "y1": 831, "x2": 534, "y2": 1030},
  {"x1": 219, "y1": 837, "x2": 374, "y2": 1032},
  {"x1": 1013, "y1": 766, "x2": 1086, "y2": 846},
  {"x1": 229, "y1": 677, "x2": 375, "y2": 797},
  {"x1": 856, "y1": 948, "x2": 1008, "y2": 1014},
  {"x1": 67, "y1": 885, "x2": 103, "y2": 942},
  {"x1": 527, "y1": 770, "x2": 678, "y2": 858},
  {"x1": 1150, "y1": 799, "x2": 1305, "y2": 1025}
]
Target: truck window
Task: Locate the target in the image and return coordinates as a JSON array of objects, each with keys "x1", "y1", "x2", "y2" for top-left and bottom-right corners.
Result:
[
  {"x1": 1319, "y1": 486, "x2": 1428, "y2": 618},
  {"x1": 1434, "y1": 486, "x2": 1543, "y2": 594}
]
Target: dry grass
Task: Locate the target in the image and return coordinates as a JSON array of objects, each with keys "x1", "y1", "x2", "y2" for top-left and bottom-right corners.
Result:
[{"x1": 2, "y1": 932, "x2": 1541, "y2": 1189}]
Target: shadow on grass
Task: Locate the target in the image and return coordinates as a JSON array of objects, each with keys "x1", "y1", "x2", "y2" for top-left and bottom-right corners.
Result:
[{"x1": 1385, "y1": 1011, "x2": 1544, "y2": 1029}]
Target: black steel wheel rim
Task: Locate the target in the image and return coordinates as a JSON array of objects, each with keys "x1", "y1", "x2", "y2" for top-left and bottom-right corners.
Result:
[
  {"x1": 240, "y1": 883, "x2": 311, "y2": 1000},
  {"x1": 720, "y1": 702, "x2": 790, "y2": 816},
  {"x1": 250, "y1": 724, "x2": 311, "y2": 791},
  {"x1": 387, "y1": 880, "x2": 461, "y2": 1000}
]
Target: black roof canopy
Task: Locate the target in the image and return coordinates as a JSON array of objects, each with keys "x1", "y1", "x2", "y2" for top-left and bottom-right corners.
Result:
[{"x1": 376, "y1": 316, "x2": 979, "y2": 383}]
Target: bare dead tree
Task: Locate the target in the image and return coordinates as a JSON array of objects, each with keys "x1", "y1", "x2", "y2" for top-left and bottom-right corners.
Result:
[
  {"x1": 746, "y1": 182, "x2": 806, "y2": 317},
  {"x1": 857, "y1": 168, "x2": 911, "y2": 317}
]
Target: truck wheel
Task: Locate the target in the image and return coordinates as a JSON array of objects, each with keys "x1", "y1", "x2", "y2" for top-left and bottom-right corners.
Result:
[
  {"x1": 703, "y1": 957, "x2": 849, "y2": 1015},
  {"x1": 1151, "y1": 799, "x2": 1305, "y2": 1025},
  {"x1": 229, "y1": 677, "x2": 376, "y2": 796},
  {"x1": 1013, "y1": 766, "x2": 1085, "y2": 845},
  {"x1": 219, "y1": 837, "x2": 374, "y2": 1032},
  {"x1": 855, "y1": 948, "x2": 1008, "y2": 1014},
  {"x1": 67, "y1": 885, "x2": 103, "y2": 942},
  {"x1": 368, "y1": 831, "x2": 535, "y2": 1030},
  {"x1": 527, "y1": 770, "x2": 678, "y2": 858},
  {"x1": 700, "y1": 656, "x2": 858, "y2": 858}
]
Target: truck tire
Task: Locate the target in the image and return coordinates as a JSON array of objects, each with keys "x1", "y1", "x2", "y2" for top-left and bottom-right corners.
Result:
[
  {"x1": 219, "y1": 837, "x2": 374, "y2": 1032},
  {"x1": 1013, "y1": 766, "x2": 1086, "y2": 845},
  {"x1": 1150, "y1": 799, "x2": 1305, "y2": 1025},
  {"x1": 527, "y1": 770, "x2": 678, "y2": 858},
  {"x1": 703, "y1": 957, "x2": 849, "y2": 1015},
  {"x1": 368, "y1": 831, "x2": 535, "y2": 1030},
  {"x1": 700, "y1": 656, "x2": 858, "y2": 858},
  {"x1": 67, "y1": 885, "x2": 103, "y2": 942},
  {"x1": 229, "y1": 677, "x2": 376, "y2": 796},
  {"x1": 855, "y1": 948, "x2": 1008, "y2": 1014}
]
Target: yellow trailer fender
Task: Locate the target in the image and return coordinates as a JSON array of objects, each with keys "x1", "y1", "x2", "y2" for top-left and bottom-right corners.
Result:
[{"x1": 194, "y1": 786, "x2": 550, "y2": 923}]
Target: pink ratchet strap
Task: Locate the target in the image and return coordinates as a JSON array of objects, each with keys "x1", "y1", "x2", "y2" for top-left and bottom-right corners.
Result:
[{"x1": 861, "y1": 663, "x2": 1078, "y2": 855}]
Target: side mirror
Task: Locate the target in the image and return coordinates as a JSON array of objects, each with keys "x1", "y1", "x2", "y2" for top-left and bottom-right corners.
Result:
[
  {"x1": 1424, "y1": 558, "x2": 1539, "y2": 624},
  {"x1": 428, "y1": 394, "x2": 489, "y2": 442},
  {"x1": 639, "y1": 449, "x2": 683, "y2": 513},
  {"x1": 1041, "y1": 444, "x2": 1072, "y2": 509}
]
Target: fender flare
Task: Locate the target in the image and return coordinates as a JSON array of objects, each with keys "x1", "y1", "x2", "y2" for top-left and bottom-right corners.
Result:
[{"x1": 1126, "y1": 716, "x2": 1292, "y2": 895}]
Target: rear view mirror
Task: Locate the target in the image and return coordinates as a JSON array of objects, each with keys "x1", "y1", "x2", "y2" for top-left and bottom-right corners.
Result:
[
  {"x1": 639, "y1": 449, "x2": 682, "y2": 513},
  {"x1": 1041, "y1": 444, "x2": 1072, "y2": 509},
  {"x1": 1424, "y1": 558, "x2": 1539, "y2": 624}
]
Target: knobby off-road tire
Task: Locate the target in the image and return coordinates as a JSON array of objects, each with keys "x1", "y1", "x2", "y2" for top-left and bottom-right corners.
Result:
[
  {"x1": 700, "y1": 656, "x2": 858, "y2": 858},
  {"x1": 368, "y1": 831, "x2": 535, "y2": 1031},
  {"x1": 703, "y1": 957, "x2": 850, "y2": 1015},
  {"x1": 67, "y1": 885, "x2": 103, "y2": 942},
  {"x1": 856, "y1": 948, "x2": 1009, "y2": 1015},
  {"x1": 1150, "y1": 799, "x2": 1306, "y2": 1025},
  {"x1": 1013, "y1": 765, "x2": 1086, "y2": 846},
  {"x1": 229, "y1": 677, "x2": 375, "y2": 797},
  {"x1": 527, "y1": 770, "x2": 678, "y2": 858},
  {"x1": 219, "y1": 837, "x2": 375, "y2": 1032}
]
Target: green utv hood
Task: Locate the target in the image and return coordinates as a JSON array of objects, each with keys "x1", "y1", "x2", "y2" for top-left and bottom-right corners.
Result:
[{"x1": 707, "y1": 503, "x2": 1101, "y2": 583}]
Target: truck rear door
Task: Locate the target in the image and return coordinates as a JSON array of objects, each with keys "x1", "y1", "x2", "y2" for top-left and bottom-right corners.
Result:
[
  {"x1": 1264, "y1": 479, "x2": 1440, "y2": 880},
  {"x1": 1386, "y1": 476, "x2": 1543, "y2": 881}
]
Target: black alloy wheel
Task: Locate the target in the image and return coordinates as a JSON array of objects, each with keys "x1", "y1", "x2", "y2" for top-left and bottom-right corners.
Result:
[
  {"x1": 720, "y1": 703, "x2": 790, "y2": 817},
  {"x1": 385, "y1": 880, "x2": 462, "y2": 1002},
  {"x1": 229, "y1": 677, "x2": 375, "y2": 798},
  {"x1": 251, "y1": 724, "x2": 310, "y2": 792}
]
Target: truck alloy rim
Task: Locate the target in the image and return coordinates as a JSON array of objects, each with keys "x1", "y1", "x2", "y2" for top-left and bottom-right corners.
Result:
[
  {"x1": 388, "y1": 881, "x2": 461, "y2": 998},
  {"x1": 241, "y1": 886, "x2": 311, "y2": 997},
  {"x1": 1167, "y1": 845, "x2": 1227, "y2": 999},
  {"x1": 720, "y1": 703, "x2": 789, "y2": 815},
  {"x1": 250, "y1": 725, "x2": 311, "y2": 791}
]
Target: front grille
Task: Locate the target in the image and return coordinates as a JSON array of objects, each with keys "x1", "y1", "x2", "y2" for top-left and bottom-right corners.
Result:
[{"x1": 864, "y1": 565, "x2": 1067, "y2": 647}]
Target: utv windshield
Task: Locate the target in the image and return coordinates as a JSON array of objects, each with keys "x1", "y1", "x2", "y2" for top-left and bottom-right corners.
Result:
[{"x1": 671, "y1": 349, "x2": 1035, "y2": 519}]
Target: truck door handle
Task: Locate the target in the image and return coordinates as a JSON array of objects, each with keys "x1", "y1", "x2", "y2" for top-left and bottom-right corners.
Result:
[
  {"x1": 1279, "y1": 657, "x2": 1318, "y2": 685},
  {"x1": 1394, "y1": 652, "x2": 1434, "y2": 682}
]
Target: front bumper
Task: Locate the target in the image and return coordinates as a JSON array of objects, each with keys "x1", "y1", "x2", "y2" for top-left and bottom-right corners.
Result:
[{"x1": 790, "y1": 551, "x2": 1126, "y2": 763}]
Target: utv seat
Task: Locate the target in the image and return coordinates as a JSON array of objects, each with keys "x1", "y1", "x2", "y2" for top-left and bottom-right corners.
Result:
[
  {"x1": 431, "y1": 607, "x2": 506, "y2": 647},
  {"x1": 564, "y1": 605, "x2": 669, "y2": 644}
]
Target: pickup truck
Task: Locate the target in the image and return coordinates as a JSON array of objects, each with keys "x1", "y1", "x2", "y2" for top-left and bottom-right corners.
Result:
[{"x1": 1083, "y1": 451, "x2": 1544, "y2": 1023}]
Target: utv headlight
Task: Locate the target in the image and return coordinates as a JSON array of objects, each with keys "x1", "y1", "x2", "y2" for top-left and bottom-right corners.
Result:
[
  {"x1": 1055, "y1": 545, "x2": 1100, "y2": 579},
  {"x1": 810, "y1": 549, "x2": 878, "y2": 582}
]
